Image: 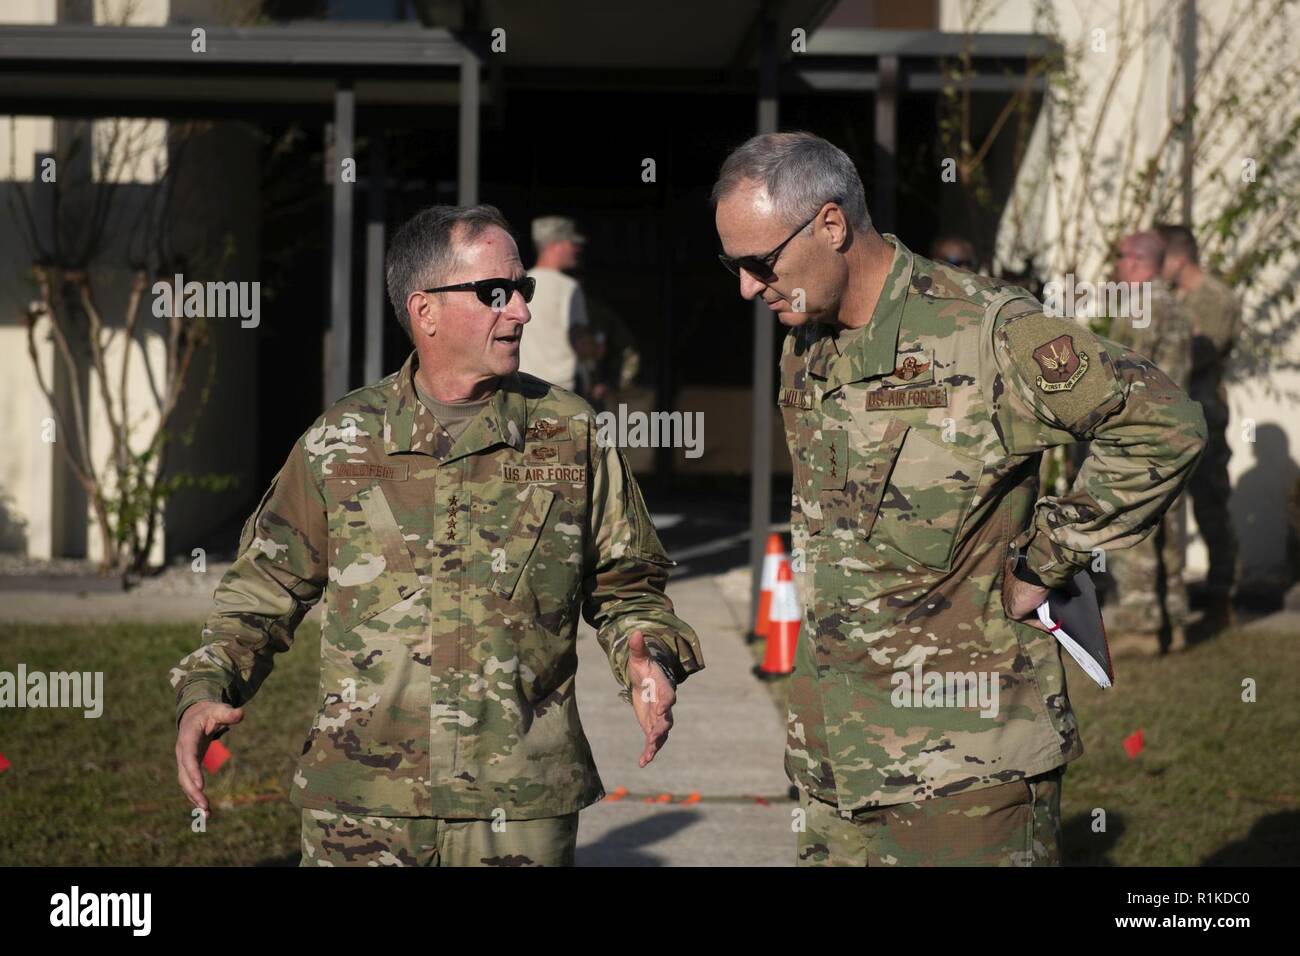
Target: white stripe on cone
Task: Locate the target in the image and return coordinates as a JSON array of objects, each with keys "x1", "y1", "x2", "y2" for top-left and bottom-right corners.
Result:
[{"x1": 761, "y1": 558, "x2": 801, "y2": 675}]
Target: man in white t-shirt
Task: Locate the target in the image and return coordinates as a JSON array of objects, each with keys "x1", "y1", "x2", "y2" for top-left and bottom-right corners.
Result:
[{"x1": 520, "y1": 216, "x2": 592, "y2": 392}]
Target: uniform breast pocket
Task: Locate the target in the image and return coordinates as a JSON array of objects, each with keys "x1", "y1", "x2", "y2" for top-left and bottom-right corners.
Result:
[
  {"x1": 816, "y1": 419, "x2": 909, "y2": 541},
  {"x1": 327, "y1": 483, "x2": 423, "y2": 633},
  {"x1": 491, "y1": 486, "x2": 585, "y2": 629},
  {"x1": 871, "y1": 426, "x2": 981, "y2": 572}
]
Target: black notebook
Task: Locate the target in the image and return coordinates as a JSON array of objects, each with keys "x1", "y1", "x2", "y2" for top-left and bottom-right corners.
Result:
[{"x1": 1035, "y1": 570, "x2": 1114, "y2": 688}]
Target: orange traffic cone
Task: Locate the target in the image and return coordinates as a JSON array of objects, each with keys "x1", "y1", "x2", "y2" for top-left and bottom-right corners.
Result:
[
  {"x1": 756, "y1": 558, "x2": 800, "y2": 679},
  {"x1": 749, "y1": 533, "x2": 786, "y2": 644}
]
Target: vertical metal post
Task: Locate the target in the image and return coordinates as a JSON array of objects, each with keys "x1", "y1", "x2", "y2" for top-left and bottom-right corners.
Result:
[
  {"x1": 326, "y1": 79, "x2": 355, "y2": 404},
  {"x1": 874, "y1": 55, "x2": 898, "y2": 233},
  {"x1": 458, "y1": 46, "x2": 481, "y2": 206},
  {"x1": 748, "y1": 11, "x2": 779, "y2": 628},
  {"x1": 364, "y1": 133, "x2": 387, "y2": 384},
  {"x1": 1179, "y1": 0, "x2": 1197, "y2": 223}
]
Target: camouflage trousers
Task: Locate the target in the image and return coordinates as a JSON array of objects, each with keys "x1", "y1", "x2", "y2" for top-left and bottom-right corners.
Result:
[
  {"x1": 797, "y1": 767, "x2": 1065, "y2": 866},
  {"x1": 1109, "y1": 492, "x2": 1188, "y2": 632},
  {"x1": 1189, "y1": 407, "x2": 1238, "y2": 601},
  {"x1": 299, "y1": 808, "x2": 579, "y2": 867}
]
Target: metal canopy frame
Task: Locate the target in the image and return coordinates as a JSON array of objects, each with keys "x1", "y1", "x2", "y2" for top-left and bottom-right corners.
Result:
[
  {"x1": 0, "y1": 22, "x2": 480, "y2": 406},
  {"x1": 2, "y1": 20, "x2": 1052, "y2": 616}
]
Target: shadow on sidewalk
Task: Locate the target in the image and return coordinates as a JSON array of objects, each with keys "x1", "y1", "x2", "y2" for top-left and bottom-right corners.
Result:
[{"x1": 576, "y1": 809, "x2": 702, "y2": 867}]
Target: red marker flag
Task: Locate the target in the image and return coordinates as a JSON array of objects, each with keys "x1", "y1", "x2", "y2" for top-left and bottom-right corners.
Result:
[
  {"x1": 202, "y1": 740, "x2": 231, "y2": 773},
  {"x1": 1123, "y1": 729, "x2": 1145, "y2": 759},
  {"x1": 0, "y1": 752, "x2": 10, "y2": 773}
]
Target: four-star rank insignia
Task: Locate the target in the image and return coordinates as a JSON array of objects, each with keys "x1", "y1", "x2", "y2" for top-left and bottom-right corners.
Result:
[
  {"x1": 892, "y1": 355, "x2": 931, "y2": 381},
  {"x1": 1032, "y1": 334, "x2": 1089, "y2": 393}
]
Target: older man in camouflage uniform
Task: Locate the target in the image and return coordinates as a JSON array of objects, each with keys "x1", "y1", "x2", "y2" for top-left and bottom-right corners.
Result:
[
  {"x1": 1157, "y1": 223, "x2": 1242, "y2": 632},
  {"x1": 1106, "y1": 231, "x2": 1194, "y2": 656},
  {"x1": 713, "y1": 133, "x2": 1204, "y2": 866},
  {"x1": 172, "y1": 204, "x2": 703, "y2": 866}
]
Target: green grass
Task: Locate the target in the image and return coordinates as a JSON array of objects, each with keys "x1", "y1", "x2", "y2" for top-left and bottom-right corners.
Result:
[
  {"x1": 750, "y1": 627, "x2": 1300, "y2": 866},
  {"x1": 1, "y1": 621, "x2": 1296, "y2": 865},
  {"x1": 1061, "y1": 628, "x2": 1300, "y2": 865},
  {"x1": 0, "y1": 622, "x2": 320, "y2": 866}
]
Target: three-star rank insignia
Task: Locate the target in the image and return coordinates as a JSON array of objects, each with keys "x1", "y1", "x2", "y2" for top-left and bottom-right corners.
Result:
[{"x1": 1032, "y1": 334, "x2": 1089, "y2": 393}]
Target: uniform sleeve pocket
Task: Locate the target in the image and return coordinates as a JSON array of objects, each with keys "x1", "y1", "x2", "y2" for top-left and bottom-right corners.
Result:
[
  {"x1": 870, "y1": 428, "x2": 981, "y2": 572},
  {"x1": 490, "y1": 484, "x2": 556, "y2": 599}
]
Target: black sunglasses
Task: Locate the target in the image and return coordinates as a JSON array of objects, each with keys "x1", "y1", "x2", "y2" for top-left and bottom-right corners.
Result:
[
  {"x1": 717, "y1": 210, "x2": 820, "y2": 282},
  {"x1": 424, "y1": 276, "x2": 536, "y2": 309}
]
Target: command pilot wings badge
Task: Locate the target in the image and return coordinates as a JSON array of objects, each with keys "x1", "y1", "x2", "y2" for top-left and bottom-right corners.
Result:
[
  {"x1": 525, "y1": 418, "x2": 569, "y2": 442},
  {"x1": 1032, "y1": 334, "x2": 1089, "y2": 393},
  {"x1": 892, "y1": 354, "x2": 931, "y2": 381}
]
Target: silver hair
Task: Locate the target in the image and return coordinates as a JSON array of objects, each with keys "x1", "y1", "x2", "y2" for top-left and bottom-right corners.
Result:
[
  {"x1": 385, "y1": 204, "x2": 512, "y2": 341},
  {"x1": 711, "y1": 131, "x2": 871, "y2": 232}
]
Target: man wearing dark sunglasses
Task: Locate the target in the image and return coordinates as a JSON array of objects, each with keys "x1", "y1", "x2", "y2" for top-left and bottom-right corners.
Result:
[
  {"x1": 172, "y1": 203, "x2": 703, "y2": 867},
  {"x1": 713, "y1": 131, "x2": 1205, "y2": 866}
]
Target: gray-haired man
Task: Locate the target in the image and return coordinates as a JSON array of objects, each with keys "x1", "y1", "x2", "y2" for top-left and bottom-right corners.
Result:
[
  {"x1": 712, "y1": 131, "x2": 1204, "y2": 865},
  {"x1": 171, "y1": 204, "x2": 703, "y2": 866}
]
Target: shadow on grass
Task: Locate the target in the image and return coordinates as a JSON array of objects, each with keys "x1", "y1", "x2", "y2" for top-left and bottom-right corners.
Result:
[
  {"x1": 1201, "y1": 810, "x2": 1300, "y2": 865},
  {"x1": 1063, "y1": 811, "x2": 1127, "y2": 866}
]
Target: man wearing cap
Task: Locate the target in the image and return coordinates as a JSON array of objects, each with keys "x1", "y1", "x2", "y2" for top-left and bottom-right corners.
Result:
[{"x1": 520, "y1": 216, "x2": 594, "y2": 393}]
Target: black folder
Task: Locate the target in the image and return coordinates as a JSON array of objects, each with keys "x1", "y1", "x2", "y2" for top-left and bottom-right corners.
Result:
[{"x1": 1036, "y1": 570, "x2": 1115, "y2": 688}]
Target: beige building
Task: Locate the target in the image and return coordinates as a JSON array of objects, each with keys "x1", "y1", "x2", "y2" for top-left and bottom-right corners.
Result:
[
  {"x1": 2, "y1": 0, "x2": 1295, "y2": 598},
  {"x1": 957, "y1": 0, "x2": 1300, "y2": 593}
]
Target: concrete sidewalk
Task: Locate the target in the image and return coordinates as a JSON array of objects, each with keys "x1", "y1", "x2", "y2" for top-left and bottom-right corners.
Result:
[
  {"x1": 573, "y1": 570, "x2": 794, "y2": 866},
  {"x1": 0, "y1": 565, "x2": 796, "y2": 866}
]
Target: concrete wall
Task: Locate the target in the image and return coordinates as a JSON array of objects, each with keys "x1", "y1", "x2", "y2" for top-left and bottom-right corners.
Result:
[
  {"x1": 0, "y1": 0, "x2": 261, "y2": 565},
  {"x1": 943, "y1": 0, "x2": 1300, "y2": 590}
]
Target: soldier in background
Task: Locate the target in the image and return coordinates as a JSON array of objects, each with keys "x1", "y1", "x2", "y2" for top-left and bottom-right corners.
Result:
[
  {"x1": 583, "y1": 294, "x2": 642, "y2": 411},
  {"x1": 1106, "y1": 231, "x2": 1195, "y2": 656},
  {"x1": 1106, "y1": 232, "x2": 1195, "y2": 653},
  {"x1": 930, "y1": 234, "x2": 979, "y2": 273},
  {"x1": 519, "y1": 215, "x2": 597, "y2": 396},
  {"x1": 713, "y1": 133, "x2": 1204, "y2": 866},
  {"x1": 1156, "y1": 223, "x2": 1242, "y2": 632},
  {"x1": 171, "y1": 204, "x2": 703, "y2": 866}
]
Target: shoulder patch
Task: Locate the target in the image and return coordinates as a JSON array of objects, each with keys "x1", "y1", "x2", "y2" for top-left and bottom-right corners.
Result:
[
  {"x1": 1031, "y1": 334, "x2": 1088, "y2": 392},
  {"x1": 1000, "y1": 311, "x2": 1120, "y2": 429}
]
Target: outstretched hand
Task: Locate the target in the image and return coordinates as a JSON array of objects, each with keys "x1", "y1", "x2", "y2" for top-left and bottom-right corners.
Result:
[
  {"x1": 175, "y1": 700, "x2": 244, "y2": 815},
  {"x1": 626, "y1": 630, "x2": 676, "y2": 768}
]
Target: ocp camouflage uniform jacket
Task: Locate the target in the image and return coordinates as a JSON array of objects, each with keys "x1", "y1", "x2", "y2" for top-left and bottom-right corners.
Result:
[
  {"x1": 1108, "y1": 279, "x2": 1192, "y2": 391},
  {"x1": 171, "y1": 351, "x2": 704, "y2": 819},
  {"x1": 779, "y1": 236, "x2": 1205, "y2": 812}
]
